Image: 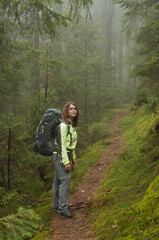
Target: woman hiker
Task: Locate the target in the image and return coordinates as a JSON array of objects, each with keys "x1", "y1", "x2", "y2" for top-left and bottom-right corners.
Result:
[{"x1": 52, "y1": 102, "x2": 79, "y2": 218}]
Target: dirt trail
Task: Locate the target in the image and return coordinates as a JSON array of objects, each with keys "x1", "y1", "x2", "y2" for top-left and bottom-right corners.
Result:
[{"x1": 50, "y1": 108, "x2": 128, "y2": 240}]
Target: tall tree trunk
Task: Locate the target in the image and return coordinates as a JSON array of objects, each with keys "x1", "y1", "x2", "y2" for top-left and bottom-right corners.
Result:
[
  {"x1": 1, "y1": 167, "x2": 6, "y2": 187},
  {"x1": 97, "y1": 73, "x2": 100, "y2": 108},
  {"x1": 84, "y1": 14, "x2": 88, "y2": 135},
  {"x1": 118, "y1": 30, "x2": 123, "y2": 102},
  {"x1": 44, "y1": 46, "x2": 49, "y2": 103},
  {"x1": 106, "y1": 0, "x2": 115, "y2": 89},
  {"x1": 7, "y1": 128, "x2": 11, "y2": 190},
  {"x1": 32, "y1": 32, "x2": 40, "y2": 91},
  {"x1": 99, "y1": 0, "x2": 115, "y2": 106}
]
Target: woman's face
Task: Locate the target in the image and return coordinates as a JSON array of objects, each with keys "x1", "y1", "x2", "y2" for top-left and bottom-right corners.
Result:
[{"x1": 67, "y1": 104, "x2": 77, "y2": 120}]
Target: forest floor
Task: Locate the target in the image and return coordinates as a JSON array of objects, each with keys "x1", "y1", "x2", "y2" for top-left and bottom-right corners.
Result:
[{"x1": 50, "y1": 107, "x2": 128, "y2": 240}]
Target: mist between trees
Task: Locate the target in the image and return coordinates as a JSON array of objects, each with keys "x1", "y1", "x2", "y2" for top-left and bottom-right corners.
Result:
[{"x1": 0, "y1": 0, "x2": 158, "y2": 238}]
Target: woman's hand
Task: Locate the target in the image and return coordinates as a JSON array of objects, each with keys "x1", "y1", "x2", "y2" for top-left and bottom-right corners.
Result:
[
  {"x1": 72, "y1": 159, "x2": 77, "y2": 168},
  {"x1": 65, "y1": 164, "x2": 71, "y2": 172}
]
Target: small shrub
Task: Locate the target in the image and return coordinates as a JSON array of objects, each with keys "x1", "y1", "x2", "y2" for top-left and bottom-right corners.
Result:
[
  {"x1": 134, "y1": 86, "x2": 148, "y2": 106},
  {"x1": 146, "y1": 95, "x2": 159, "y2": 113},
  {"x1": 0, "y1": 207, "x2": 40, "y2": 240}
]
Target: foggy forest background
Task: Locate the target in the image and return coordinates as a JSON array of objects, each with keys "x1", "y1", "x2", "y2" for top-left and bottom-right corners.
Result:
[{"x1": 0, "y1": 0, "x2": 159, "y2": 239}]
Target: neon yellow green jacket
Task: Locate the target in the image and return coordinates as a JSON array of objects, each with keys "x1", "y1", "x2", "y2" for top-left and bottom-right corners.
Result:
[{"x1": 56, "y1": 121, "x2": 77, "y2": 165}]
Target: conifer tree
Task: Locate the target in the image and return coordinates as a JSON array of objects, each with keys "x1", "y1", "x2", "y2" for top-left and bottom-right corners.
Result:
[
  {"x1": 113, "y1": 0, "x2": 159, "y2": 99},
  {"x1": 0, "y1": 207, "x2": 40, "y2": 240}
]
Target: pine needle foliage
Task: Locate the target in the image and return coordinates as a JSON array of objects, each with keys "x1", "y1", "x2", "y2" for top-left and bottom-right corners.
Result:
[
  {"x1": 69, "y1": 0, "x2": 93, "y2": 19},
  {"x1": 113, "y1": 0, "x2": 159, "y2": 96},
  {"x1": 0, "y1": 207, "x2": 40, "y2": 240}
]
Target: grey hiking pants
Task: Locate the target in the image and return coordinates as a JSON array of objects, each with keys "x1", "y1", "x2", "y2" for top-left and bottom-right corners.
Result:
[{"x1": 52, "y1": 153, "x2": 71, "y2": 213}]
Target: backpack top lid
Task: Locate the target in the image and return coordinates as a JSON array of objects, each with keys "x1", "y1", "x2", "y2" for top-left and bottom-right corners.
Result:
[
  {"x1": 45, "y1": 109, "x2": 61, "y2": 117},
  {"x1": 42, "y1": 109, "x2": 62, "y2": 123}
]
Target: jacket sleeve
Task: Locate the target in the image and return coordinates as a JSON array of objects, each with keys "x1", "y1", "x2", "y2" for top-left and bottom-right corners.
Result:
[{"x1": 59, "y1": 123, "x2": 70, "y2": 165}]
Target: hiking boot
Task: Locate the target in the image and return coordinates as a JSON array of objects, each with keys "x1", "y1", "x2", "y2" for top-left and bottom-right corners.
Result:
[{"x1": 58, "y1": 211, "x2": 72, "y2": 218}]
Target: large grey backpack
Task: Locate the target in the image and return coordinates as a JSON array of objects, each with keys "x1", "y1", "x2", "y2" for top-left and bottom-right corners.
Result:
[{"x1": 33, "y1": 109, "x2": 61, "y2": 156}]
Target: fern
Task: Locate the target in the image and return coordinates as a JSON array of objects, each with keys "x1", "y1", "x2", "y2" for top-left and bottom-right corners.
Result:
[{"x1": 0, "y1": 207, "x2": 40, "y2": 240}]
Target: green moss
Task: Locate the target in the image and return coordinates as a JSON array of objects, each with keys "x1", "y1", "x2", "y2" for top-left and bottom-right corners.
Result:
[
  {"x1": 31, "y1": 231, "x2": 51, "y2": 240},
  {"x1": 137, "y1": 176, "x2": 159, "y2": 223},
  {"x1": 91, "y1": 105, "x2": 159, "y2": 240}
]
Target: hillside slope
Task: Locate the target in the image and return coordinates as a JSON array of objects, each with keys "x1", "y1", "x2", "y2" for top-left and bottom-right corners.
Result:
[{"x1": 92, "y1": 105, "x2": 159, "y2": 240}]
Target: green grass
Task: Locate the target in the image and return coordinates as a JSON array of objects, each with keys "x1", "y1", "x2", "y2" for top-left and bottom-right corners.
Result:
[{"x1": 91, "y1": 105, "x2": 159, "y2": 240}]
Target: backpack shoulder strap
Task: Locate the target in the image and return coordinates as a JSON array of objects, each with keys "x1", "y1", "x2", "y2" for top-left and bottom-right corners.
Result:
[
  {"x1": 67, "y1": 125, "x2": 73, "y2": 144},
  {"x1": 60, "y1": 121, "x2": 72, "y2": 144},
  {"x1": 66, "y1": 125, "x2": 70, "y2": 136}
]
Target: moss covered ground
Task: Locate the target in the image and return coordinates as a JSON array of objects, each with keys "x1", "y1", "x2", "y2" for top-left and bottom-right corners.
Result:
[{"x1": 92, "y1": 105, "x2": 159, "y2": 240}]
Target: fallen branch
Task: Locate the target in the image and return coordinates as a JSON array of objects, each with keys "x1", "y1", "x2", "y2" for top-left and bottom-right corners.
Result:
[
  {"x1": 69, "y1": 201, "x2": 90, "y2": 210},
  {"x1": 22, "y1": 195, "x2": 43, "y2": 203}
]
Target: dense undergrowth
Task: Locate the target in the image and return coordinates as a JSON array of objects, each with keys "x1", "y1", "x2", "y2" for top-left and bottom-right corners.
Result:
[{"x1": 92, "y1": 105, "x2": 159, "y2": 240}]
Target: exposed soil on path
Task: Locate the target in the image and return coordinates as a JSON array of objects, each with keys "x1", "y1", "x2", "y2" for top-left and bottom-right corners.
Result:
[{"x1": 50, "y1": 108, "x2": 128, "y2": 240}]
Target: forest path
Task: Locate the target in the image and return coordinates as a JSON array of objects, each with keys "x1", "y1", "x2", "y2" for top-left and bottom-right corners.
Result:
[{"x1": 50, "y1": 107, "x2": 128, "y2": 240}]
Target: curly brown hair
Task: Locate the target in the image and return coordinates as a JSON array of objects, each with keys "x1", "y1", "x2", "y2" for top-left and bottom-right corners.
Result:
[{"x1": 62, "y1": 102, "x2": 79, "y2": 127}]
